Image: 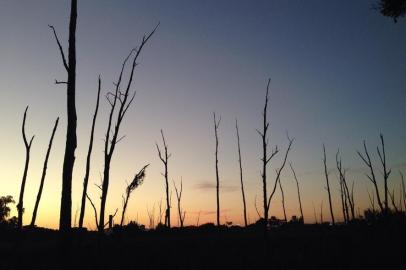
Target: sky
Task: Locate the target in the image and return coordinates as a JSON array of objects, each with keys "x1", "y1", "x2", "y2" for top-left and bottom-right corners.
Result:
[{"x1": 0, "y1": 0, "x2": 405, "y2": 229}]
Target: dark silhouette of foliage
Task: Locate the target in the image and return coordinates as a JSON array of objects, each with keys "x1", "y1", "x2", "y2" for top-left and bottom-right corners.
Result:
[
  {"x1": 30, "y1": 117, "x2": 59, "y2": 227},
  {"x1": 375, "y1": 0, "x2": 406, "y2": 22},
  {"x1": 17, "y1": 106, "x2": 34, "y2": 229},
  {"x1": 120, "y1": 164, "x2": 149, "y2": 226},
  {"x1": 0, "y1": 196, "x2": 15, "y2": 222}
]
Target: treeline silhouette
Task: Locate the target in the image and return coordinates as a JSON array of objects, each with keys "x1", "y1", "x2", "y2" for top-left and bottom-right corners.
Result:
[{"x1": 0, "y1": 1, "x2": 405, "y2": 269}]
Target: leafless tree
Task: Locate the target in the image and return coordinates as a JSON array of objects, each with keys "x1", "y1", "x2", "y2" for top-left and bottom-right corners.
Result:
[
  {"x1": 389, "y1": 189, "x2": 399, "y2": 213},
  {"x1": 278, "y1": 178, "x2": 287, "y2": 222},
  {"x1": 49, "y1": 0, "x2": 77, "y2": 231},
  {"x1": 213, "y1": 112, "x2": 221, "y2": 226},
  {"x1": 320, "y1": 200, "x2": 324, "y2": 224},
  {"x1": 235, "y1": 119, "x2": 248, "y2": 227},
  {"x1": 78, "y1": 76, "x2": 101, "y2": 228},
  {"x1": 120, "y1": 164, "x2": 149, "y2": 226},
  {"x1": 158, "y1": 198, "x2": 164, "y2": 225},
  {"x1": 367, "y1": 188, "x2": 376, "y2": 212},
  {"x1": 336, "y1": 150, "x2": 355, "y2": 221},
  {"x1": 257, "y1": 79, "x2": 279, "y2": 227},
  {"x1": 99, "y1": 24, "x2": 159, "y2": 232},
  {"x1": 156, "y1": 129, "x2": 171, "y2": 228},
  {"x1": 376, "y1": 134, "x2": 391, "y2": 214},
  {"x1": 357, "y1": 139, "x2": 385, "y2": 213},
  {"x1": 322, "y1": 144, "x2": 335, "y2": 225},
  {"x1": 289, "y1": 162, "x2": 304, "y2": 223},
  {"x1": 17, "y1": 106, "x2": 35, "y2": 229},
  {"x1": 401, "y1": 172, "x2": 406, "y2": 210},
  {"x1": 173, "y1": 178, "x2": 186, "y2": 228},
  {"x1": 312, "y1": 202, "x2": 318, "y2": 224},
  {"x1": 196, "y1": 210, "x2": 201, "y2": 227},
  {"x1": 147, "y1": 204, "x2": 156, "y2": 229},
  {"x1": 30, "y1": 117, "x2": 59, "y2": 227}
]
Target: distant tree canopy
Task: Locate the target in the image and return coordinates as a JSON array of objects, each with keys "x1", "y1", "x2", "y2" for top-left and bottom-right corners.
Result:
[
  {"x1": 0, "y1": 195, "x2": 15, "y2": 222},
  {"x1": 376, "y1": 0, "x2": 406, "y2": 22}
]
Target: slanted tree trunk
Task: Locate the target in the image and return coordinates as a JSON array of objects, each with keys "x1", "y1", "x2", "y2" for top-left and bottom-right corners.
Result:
[
  {"x1": 279, "y1": 178, "x2": 287, "y2": 222},
  {"x1": 49, "y1": 0, "x2": 77, "y2": 231},
  {"x1": 290, "y1": 163, "x2": 304, "y2": 223},
  {"x1": 322, "y1": 144, "x2": 335, "y2": 225},
  {"x1": 213, "y1": 112, "x2": 221, "y2": 226},
  {"x1": 17, "y1": 106, "x2": 35, "y2": 229},
  {"x1": 120, "y1": 164, "x2": 148, "y2": 226},
  {"x1": 30, "y1": 117, "x2": 59, "y2": 227},
  {"x1": 235, "y1": 119, "x2": 247, "y2": 227},
  {"x1": 78, "y1": 76, "x2": 101, "y2": 228},
  {"x1": 99, "y1": 24, "x2": 158, "y2": 232},
  {"x1": 156, "y1": 129, "x2": 171, "y2": 228}
]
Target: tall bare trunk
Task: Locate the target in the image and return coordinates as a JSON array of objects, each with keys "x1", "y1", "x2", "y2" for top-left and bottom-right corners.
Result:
[
  {"x1": 156, "y1": 129, "x2": 171, "y2": 228},
  {"x1": 78, "y1": 76, "x2": 101, "y2": 228},
  {"x1": 213, "y1": 112, "x2": 221, "y2": 226},
  {"x1": 31, "y1": 117, "x2": 59, "y2": 227},
  {"x1": 290, "y1": 163, "x2": 304, "y2": 223},
  {"x1": 322, "y1": 144, "x2": 335, "y2": 225},
  {"x1": 235, "y1": 119, "x2": 247, "y2": 227},
  {"x1": 279, "y1": 179, "x2": 287, "y2": 222},
  {"x1": 17, "y1": 106, "x2": 35, "y2": 229}
]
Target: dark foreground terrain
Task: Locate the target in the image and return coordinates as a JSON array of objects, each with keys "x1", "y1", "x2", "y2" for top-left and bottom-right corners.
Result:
[{"x1": 0, "y1": 221, "x2": 404, "y2": 270}]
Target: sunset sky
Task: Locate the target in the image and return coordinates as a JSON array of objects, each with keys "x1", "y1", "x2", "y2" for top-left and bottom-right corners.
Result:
[{"x1": 0, "y1": 0, "x2": 405, "y2": 229}]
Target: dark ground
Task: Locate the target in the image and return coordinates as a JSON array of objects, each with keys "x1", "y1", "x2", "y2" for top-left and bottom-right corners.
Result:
[{"x1": 0, "y1": 221, "x2": 404, "y2": 270}]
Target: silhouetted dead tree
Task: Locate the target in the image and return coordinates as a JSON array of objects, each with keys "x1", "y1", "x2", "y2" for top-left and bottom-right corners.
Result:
[
  {"x1": 49, "y1": 0, "x2": 77, "y2": 231},
  {"x1": 336, "y1": 150, "x2": 355, "y2": 221},
  {"x1": 257, "y1": 79, "x2": 279, "y2": 227},
  {"x1": 147, "y1": 204, "x2": 156, "y2": 229},
  {"x1": 30, "y1": 117, "x2": 59, "y2": 227},
  {"x1": 173, "y1": 178, "x2": 186, "y2": 228},
  {"x1": 357, "y1": 139, "x2": 385, "y2": 213},
  {"x1": 377, "y1": 134, "x2": 391, "y2": 215},
  {"x1": 99, "y1": 24, "x2": 158, "y2": 232},
  {"x1": 278, "y1": 178, "x2": 287, "y2": 222},
  {"x1": 339, "y1": 178, "x2": 348, "y2": 224},
  {"x1": 17, "y1": 106, "x2": 35, "y2": 229},
  {"x1": 213, "y1": 112, "x2": 221, "y2": 226},
  {"x1": 401, "y1": 172, "x2": 406, "y2": 210},
  {"x1": 389, "y1": 189, "x2": 399, "y2": 213},
  {"x1": 235, "y1": 119, "x2": 248, "y2": 227},
  {"x1": 86, "y1": 193, "x2": 99, "y2": 229},
  {"x1": 322, "y1": 144, "x2": 335, "y2": 225},
  {"x1": 156, "y1": 129, "x2": 171, "y2": 228},
  {"x1": 367, "y1": 188, "x2": 376, "y2": 212},
  {"x1": 320, "y1": 200, "x2": 324, "y2": 223},
  {"x1": 267, "y1": 135, "x2": 294, "y2": 218},
  {"x1": 78, "y1": 76, "x2": 101, "y2": 228},
  {"x1": 289, "y1": 162, "x2": 304, "y2": 223},
  {"x1": 312, "y1": 202, "x2": 318, "y2": 224},
  {"x1": 196, "y1": 210, "x2": 201, "y2": 226},
  {"x1": 120, "y1": 164, "x2": 149, "y2": 226}
]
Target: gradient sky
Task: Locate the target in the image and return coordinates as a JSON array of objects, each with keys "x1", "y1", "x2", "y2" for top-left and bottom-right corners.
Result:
[{"x1": 0, "y1": 0, "x2": 405, "y2": 229}]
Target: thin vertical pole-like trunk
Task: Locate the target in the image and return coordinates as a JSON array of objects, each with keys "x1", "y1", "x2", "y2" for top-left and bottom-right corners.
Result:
[
  {"x1": 235, "y1": 119, "x2": 247, "y2": 227},
  {"x1": 17, "y1": 106, "x2": 34, "y2": 229},
  {"x1": 213, "y1": 112, "x2": 221, "y2": 226},
  {"x1": 31, "y1": 117, "x2": 59, "y2": 227},
  {"x1": 174, "y1": 179, "x2": 185, "y2": 228},
  {"x1": 322, "y1": 144, "x2": 335, "y2": 225},
  {"x1": 377, "y1": 134, "x2": 390, "y2": 215},
  {"x1": 290, "y1": 163, "x2": 304, "y2": 223},
  {"x1": 78, "y1": 76, "x2": 101, "y2": 228}
]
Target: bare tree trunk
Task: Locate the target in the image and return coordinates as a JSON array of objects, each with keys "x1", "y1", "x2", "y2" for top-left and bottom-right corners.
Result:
[
  {"x1": 336, "y1": 150, "x2": 353, "y2": 221},
  {"x1": 357, "y1": 140, "x2": 384, "y2": 213},
  {"x1": 377, "y1": 134, "x2": 391, "y2": 215},
  {"x1": 322, "y1": 144, "x2": 335, "y2": 225},
  {"x1": 279, "y1": 179, "x2": 287, "y2": 222},
  {"x1": 78, "y1": 76, "x2": 101, "y2": 228},
  {"x1": 290, "y1": 162, "x2": 304, "y2": 223},
  {"x1": 174, "y1": 179, "x2": 185, "y2": 228},
  {"x1": 213, "y1": 112, "x2": 221, "y2": 226},
  {"x1": 257, "y1": 79, "x2": 279, "y2": 230},
  {"x1": 30, "y1": 117, "x2": 59, "y2": 227},
  {"x1": 235, "y1": 119, "x2": 248, "y2": 227},
  {"x1": 339, "y1": 179, "x2": 347, "y2": 224},
  {"x1": 401, "y1": 172, "x2": 406, "y2": 211},
  {"x1": 99, "y1": 24, "x2": 158, "y2": 232},
  {"x1": 156, "y1": 129, "x2": 171, "y2": 228},
  {"x1": 17, "y1": 106, "x2": 35, "y2": 229}
]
